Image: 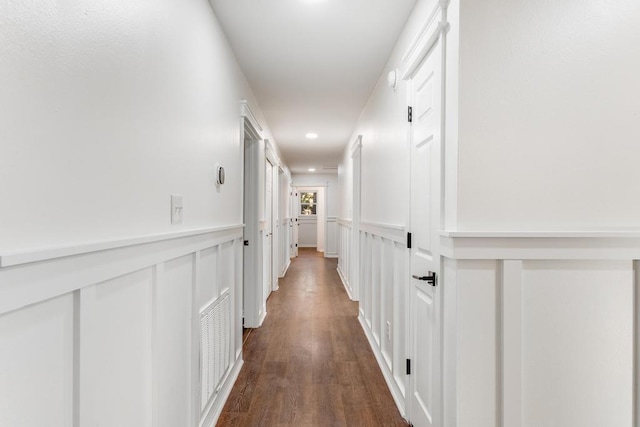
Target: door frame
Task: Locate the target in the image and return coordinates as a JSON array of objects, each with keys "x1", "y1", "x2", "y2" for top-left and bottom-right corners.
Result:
[
  {"x1": 351, "y1": 136, "x2": 362, "y2": 301},
  {"x1": 241, "y1": 101, "x2": 265, "y2": 329},
  {"x1": 295, "y1": 184, "x2": 327, "y2": 253},
  {"x1": 401, "y1": 5, "x2": 449, "y2": 425},
  {"x1": 265, "y1": 142, "x2": 279, "y2": 294}
]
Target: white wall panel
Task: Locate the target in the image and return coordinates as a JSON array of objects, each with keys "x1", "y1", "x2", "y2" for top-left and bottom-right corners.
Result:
[
  {"x1": 0, "y1": 294, "x2": 74, "y2": 427},
  {"x1": 337, "y1": 222, "x2": 353, "y2": 298},
  {"x1": 521, "y1": 260, "x2": 633, "y2": 427},
  {"x1": 392, "y1": 241, "x2": 407, "y2": 397},
  {"x1": 156, "y1": 256, "x2": 193, "y2": 427},
  {"x1": 380, "y1": 238, "x2": 394, "y2": 369},
  {"x1": 325, "y1": 218, "x2": 338, "y2": 258},
  {"x1": 298, "y1": 217, "x2": 318, "y2": 247},
  {"x1": 80, "y1": 268, "x2": 153, "y2": 427},
  {"x1": 456, "y1": 260, "x2": 499, "y2": 427},
  {"x1": 357, "y1": 228, "x2": 410, "y2": 416},
  {"x1": 0, "y1": 228, "x2": 244, "y2": 427},
  {"x1": 449, "y1": 252, "x2": 636, "y2": 427},
  {"x1": 198, "y1": 247, "x2": 219, "y2": 310},
  {"x1": 371, "y1": 235, "x2": 381, "y2": 345}
]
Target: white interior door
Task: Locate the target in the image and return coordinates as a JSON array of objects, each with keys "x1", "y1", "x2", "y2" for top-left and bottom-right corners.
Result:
[
  {"x1": 264, "y1": 159, "x2": 273, "y2": 304},
  {"x1": 292, "y1": 190, "x2": 299, "y2": 256},
  {"x1": 408, "y1": 40, "x2": 442, "y2": 427}
]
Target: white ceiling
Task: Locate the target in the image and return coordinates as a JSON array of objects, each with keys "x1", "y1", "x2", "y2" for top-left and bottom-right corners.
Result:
[{"x1": 209, "y1": 0, "x2": 416, "y2": 174}]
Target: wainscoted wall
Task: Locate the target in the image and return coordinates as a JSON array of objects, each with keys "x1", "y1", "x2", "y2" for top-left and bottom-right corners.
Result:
[
  {"x1": 278, "y1": 218, "x2": 292, "y2": 277},
  {"x1": 352, "y1": 222, "x2": 409, "y2": 416},
  {"x1": 0, "y1": 226, "x2": 244, "y2": 427},
  {"x1": 298, "y1": 216, "x2": 318, "y2": 248},
  {"x1": 325, "y1": 217, "x2": 339, "y2": 258},
  {"x1": 337, "y1": 220, "x2": 353, "y2": 298},
  {"x1": 441, "y1": 232, "x2": 638, "y2": 427}
]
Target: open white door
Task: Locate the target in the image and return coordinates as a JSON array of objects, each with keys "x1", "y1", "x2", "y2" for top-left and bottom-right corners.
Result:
[{"x1": 408, "y1": 40, "x2": 443, "y2": 427}]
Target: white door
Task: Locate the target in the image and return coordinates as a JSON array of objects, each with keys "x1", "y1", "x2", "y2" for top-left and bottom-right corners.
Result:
[
  {"x1": 408, "y1": 41, "x2": 442, "y2": 427},
  {"x1": 292, "y1": 190, "x2": 299, "y2": 257},
  {"x1": 264, "y1": 159, "x2": 273, "y2": 304}
]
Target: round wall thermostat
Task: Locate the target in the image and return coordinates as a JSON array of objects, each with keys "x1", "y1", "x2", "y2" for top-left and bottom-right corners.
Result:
[{"x1": 216, "y1": 165, "x2": 225, "y2": 185}]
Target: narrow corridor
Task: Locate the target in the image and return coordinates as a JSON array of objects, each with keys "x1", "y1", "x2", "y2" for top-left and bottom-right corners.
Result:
[{"x1": 218, "y1": 254, "x2": 409, "y2": 426}]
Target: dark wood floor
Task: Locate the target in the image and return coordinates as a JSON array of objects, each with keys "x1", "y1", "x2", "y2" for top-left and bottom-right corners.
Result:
[
  {"x1": 296, "y1": 247, "x2": 324, "y2": 258},
  {"x1": 218, "y1": 256, "x2": 409, "y2": 427}
]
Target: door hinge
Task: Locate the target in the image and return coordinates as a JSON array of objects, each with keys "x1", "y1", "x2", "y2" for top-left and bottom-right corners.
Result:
[
  {"x1": 408, "y1": 106, "x2": 413, "y2": 123},
  {"x1": 406, "y1": 359, "x2": 411, "y2": 375},
  {"x1": 407, "y1": 232, "x2": 412, "y2": 249},
  {"x1": 244, "y1": 240, "x2": 249, "y2": 246}
]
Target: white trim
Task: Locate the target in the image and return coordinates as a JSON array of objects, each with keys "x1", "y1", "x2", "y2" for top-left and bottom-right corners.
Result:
[
  {"x1": 351, "y1": 135, "x2": 363, "y2": 158},
  {"x1": 0, "y1": 228, "x2": 243, "y2": 317},
  {"x1": 240, "y1": 100, "x2": 263, "y2": 139},
  {"x1": 359, "y1": 313, "x2": 407, "y2": 420},
  {"x1": 635, "y1": 261, "x2": 640, "y2": 427},
  {"x1": 201, "y1": 357, "x2": 244, "y2": 427},
  {"x1": 280, "y1": 259, "x2": 291, "y2": 278},
  {"x1": 501, "y1": 260, "x2": 523, "y2": 427},
  {"x1": 338, "y1": 218, "x2": 353, "y2": 228},
  {"x1": 265, "y1": 139, "x2": 278, "y2": 166},
  {"x1": 401, "y1": 1, "x2": 449, "y2": 80},
  {"x1": 0, "y1": 224, "x2": 244, "y2": 268},
  {"x1": 359, "y1": 221, "x2": 406, "y2": 244},
  {"x1": 441, "y1": 234, "x2": 640, "y2": 260},
  {"x1": 441, "y1": 229, "x2": 640, "y2": 238},
  {"x1": 336, "y1": 265, "x2": 354, "y2": 300}
]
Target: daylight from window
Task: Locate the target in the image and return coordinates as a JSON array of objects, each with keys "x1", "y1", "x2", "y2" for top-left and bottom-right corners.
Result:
[{"x1": 300, "y1": 191, "x2": 317, "y2": 215}]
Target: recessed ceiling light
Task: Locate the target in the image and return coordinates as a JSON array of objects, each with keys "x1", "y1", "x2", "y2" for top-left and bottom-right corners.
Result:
[
  {"x1": 305, "y1": 133, "x2": 318, "y2": 139},
  {"x1": 308, "y1": 168, "x2": 316, "y2": 172}
]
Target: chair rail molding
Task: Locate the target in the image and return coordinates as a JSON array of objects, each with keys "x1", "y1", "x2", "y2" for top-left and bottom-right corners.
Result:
[
  {"x1": 440, "y1": 229, "x2": 640, "y2": 260},
  {"x1": 359, "y1": 221, "x2": 406, "y2": 244}
]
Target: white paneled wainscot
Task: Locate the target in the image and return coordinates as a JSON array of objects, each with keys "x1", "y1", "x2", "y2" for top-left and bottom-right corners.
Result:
[
  {"x1": 440, "y1": 231, "x2": 638, "y2": 427},
  {"x1": 352, "y1": 221, "x2": 409, "y2": 415},
  {"x1": 325, "y1": 216, "x2": 339, "y2": 258},
  {"x1": 0, "y1": 226, "x2": 244, "y2": 427},
  {"x1": 337, "y1": 219, "x2": 353, "y2": 299}
]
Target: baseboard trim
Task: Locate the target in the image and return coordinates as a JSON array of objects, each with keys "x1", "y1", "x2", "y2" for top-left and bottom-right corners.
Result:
[
  {"x1": 337, "y1": 266, "x2": 354, "y2": 301},
  {"x1": 280, "y1": 259, "x2": 291, "y2": 278},
  {"x1": 358, "y1": 313, "x2": 407, "y2": 419},
  {"x1": 201, "y1": 356, "x2": 244, "y2": 427}
]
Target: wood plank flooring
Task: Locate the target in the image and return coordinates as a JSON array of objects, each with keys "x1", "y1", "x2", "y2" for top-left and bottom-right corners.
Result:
[{"x1": 218, "y1": 255, "x2": 409, "y2": 427}]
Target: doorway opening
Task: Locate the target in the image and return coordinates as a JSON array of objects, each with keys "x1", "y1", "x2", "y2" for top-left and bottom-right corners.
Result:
[{"x1": 294, "y1": 186, "x2": 326, "y2": 257}]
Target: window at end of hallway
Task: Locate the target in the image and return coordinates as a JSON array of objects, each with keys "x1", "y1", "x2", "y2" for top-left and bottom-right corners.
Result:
[{"x1": 300, "y1": 191, "x2": 317, "y2": 215}]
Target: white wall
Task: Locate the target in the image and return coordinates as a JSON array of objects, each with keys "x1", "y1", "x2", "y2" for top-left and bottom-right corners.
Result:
[
  {"x1": 0, "y1": 0, "x2": 274, "y2": 252},
  {"x1": 292, "y1": 173, "x2": 339, "y2": 217},
  {"x1": 456, "y1": 0, "x2": 640, "y2": 230},
  {"x1": 338, "y1": 151, "x2": 353, "y2": 221},
  {"x1": 336, "y1": 0, "x2": 640, "y2": 426},
  {"x1": 0, "y1": 1, "x2": 278, "y2": 426},
  {"x1": 293, "y1": 174, "x2": 339, "y2": 256}
]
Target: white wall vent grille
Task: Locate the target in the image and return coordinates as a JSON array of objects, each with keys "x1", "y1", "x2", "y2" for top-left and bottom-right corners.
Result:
[{"x1": 200, "y1": 288, "x2": 231, "y2": 411}]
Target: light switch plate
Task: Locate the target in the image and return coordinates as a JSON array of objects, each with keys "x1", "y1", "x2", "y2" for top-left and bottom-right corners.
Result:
[{"x1": 171, "y1": 194, "x2": 183, "y2": 224}]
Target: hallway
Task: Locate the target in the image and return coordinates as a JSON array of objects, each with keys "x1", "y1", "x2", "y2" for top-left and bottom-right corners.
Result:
[{"x1": 218, "y1": 256, "x2": 409, "y2": 426}]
